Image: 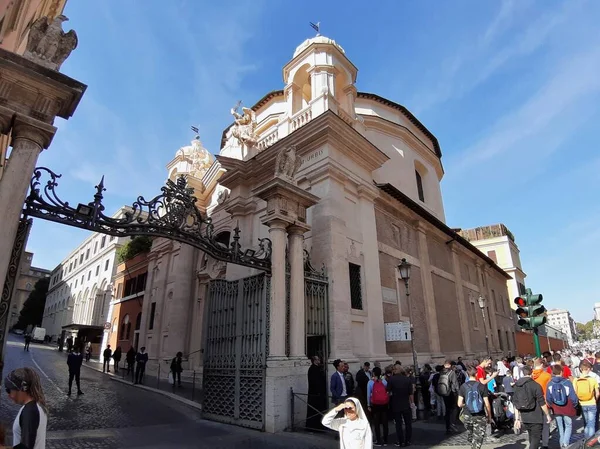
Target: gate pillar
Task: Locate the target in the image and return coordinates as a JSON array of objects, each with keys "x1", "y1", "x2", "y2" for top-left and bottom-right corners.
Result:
[{"x1": 254, "y1": 176, "x2": 319, "y2": 433}]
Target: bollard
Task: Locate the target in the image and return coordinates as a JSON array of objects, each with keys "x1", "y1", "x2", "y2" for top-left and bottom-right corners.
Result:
[
  {"x1": 191, "y1": 371, "x2": 196, "y2": 402},
  {"x1": 290, "y1": 387, "x2": 295, "y2": 432},
  {"x1": 157, "y1": 362, "x2": 161, "y2": 389}
]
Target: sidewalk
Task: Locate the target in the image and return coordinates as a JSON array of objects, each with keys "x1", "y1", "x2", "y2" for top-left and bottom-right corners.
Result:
[{"x1": 80, "y1": 356, "x2": 203, "y2": 407}]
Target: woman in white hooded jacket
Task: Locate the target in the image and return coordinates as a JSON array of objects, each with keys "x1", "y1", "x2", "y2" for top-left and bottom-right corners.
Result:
[{"x1": 322, "y1": 397, "x2": 372, "y2": 449}]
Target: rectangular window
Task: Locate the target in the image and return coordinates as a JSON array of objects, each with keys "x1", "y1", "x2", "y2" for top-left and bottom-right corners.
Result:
[
  {"x1": 95, "y1": 265, "x2": 99, "y2": 276},
  {"x1": 87, "y1": 271, "x2": 91, "y2": 281},
  {"x1": 101, "y1": 236, "x2": 106, "y2": 248},
  {"x1": 86, "y1": 249, "x2": 90, "y2": 260},
  {"x1": 491, "y1": 289, "x2": 497, "y2": 312},
  {"x1": 80, "y1": 254, "x2": 84, "y2": 264},
  {"x1": 471, "y1": 301, "x2": 478, "y2": 327},
  {"x1": 415, "y1": 170, "x2": 425, "y2": 202},
  {"x1": 487, "y1": 250, "x2": 498, "y2": 264},
  {"x1": 481, "y1": 272, "x2": 486, "y2": 287},
  {"x1": 94, "y1": 242, "x2": 98, "y2": 253},
  {"x1": 149, "y1": 302, "x2": 156, "y2": 330},
  {"x1": 348, "y1": 263, "x2": 363, "y2": 310},
  {"x1": 498, "y1": 329, "x2": 503, "y2": 351},
  {"x1": 105, "y1": 260, "x2": 109, "y2": 271},
  {"x1": 81, "y1": 275, "x2": 84, "y2": 284},
  {"x1": 75, "y1": 279, "x2": 78, "y2": 288},
  {"x1": 136, "y1": 272, "x2": 148, "y2": 294},
  {"x1": 116, "y1": 284, "x2": 122, "y2": 299}
]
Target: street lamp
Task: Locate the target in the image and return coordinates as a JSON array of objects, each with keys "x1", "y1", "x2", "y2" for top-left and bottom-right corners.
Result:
[
  {"x1": 477, "y1": 295, "x2": 491, "y2": 356},
  {"x1": 398, "y1": 258, "x2": 425, "y2": 419}
]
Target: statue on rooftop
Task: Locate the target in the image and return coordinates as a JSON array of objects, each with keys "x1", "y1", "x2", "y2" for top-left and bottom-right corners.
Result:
[
  {"x1": 230, "y1": 101, "x2": 258, "y2": 148},
  {"x1": 24, "y1": 15, "x2": 78, "y2": 71}
]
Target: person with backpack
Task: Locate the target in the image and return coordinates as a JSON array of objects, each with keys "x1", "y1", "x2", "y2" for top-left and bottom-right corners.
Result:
[
  {"x1": 431, "y1": 365, "x2": 446, "y2": 419},
  {"x1": 438, "y1": 360, "x2": 460, "y2": 434},
  {"x1": 513, "y1": 365, "x2": 552, "y2": 449},
  {"x1": 367, "y1": 366, "x2": 389, "y2": 447},
  {"x1": 575, "y1": 360, "x2": 600, "y2": 438},
  {"x1": 457, "y1": 365, "x2": 492, "y2": 449},
  {"x1": 546, "y1": 364, "x2": 579, "y2": 448}
]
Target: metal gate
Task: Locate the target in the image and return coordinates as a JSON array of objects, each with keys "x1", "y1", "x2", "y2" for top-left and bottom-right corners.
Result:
[
  {"x1": 304, "y1": 257, "x2": 329, "y2": 362},
  {"x1": 202, "y1": 273, "x2": 269, "y2": 429}
]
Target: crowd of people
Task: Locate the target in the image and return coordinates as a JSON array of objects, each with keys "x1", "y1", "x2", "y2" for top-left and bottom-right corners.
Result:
[{"x1": 313, "y1": 350, "x2": 600, "y2": 449}]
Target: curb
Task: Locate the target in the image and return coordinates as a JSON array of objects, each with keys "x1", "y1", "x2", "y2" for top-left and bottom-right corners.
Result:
[
  {"x1": 110, "y1": 376, "x2": 202, "y2": 412},
  {"x1": 80, "y1": 361, "x2": 202, "y2": 411}
]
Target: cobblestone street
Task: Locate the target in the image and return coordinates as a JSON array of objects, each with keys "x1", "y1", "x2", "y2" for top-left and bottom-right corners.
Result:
[{"x1": 0, "y1": 336, "x2": 590, "y2": 448}]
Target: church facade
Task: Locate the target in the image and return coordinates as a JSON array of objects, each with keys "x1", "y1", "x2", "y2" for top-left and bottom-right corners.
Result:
[{"x1": 134, "y1": 35, "x2": 516, "y2": 432}]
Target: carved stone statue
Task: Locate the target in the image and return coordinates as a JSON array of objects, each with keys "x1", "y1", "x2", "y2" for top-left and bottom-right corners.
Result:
[
  {"x1": 230, "y1": 101, "x2": 258, "y2": 148},
  {"x1": 24, "y1": 15, "x2": 78, "y2": 71},
  {"x1": 189, "y1": 136, "x2": 211, "y2": 179},
  {"x1": 275, "y1": 145, "x2": 302, "y2": 184},
  {"x1": 216, "y1": 189, "x2": 230, "y2": 205}
]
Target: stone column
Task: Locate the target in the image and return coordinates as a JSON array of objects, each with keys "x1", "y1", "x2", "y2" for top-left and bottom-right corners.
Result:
[
  {"x1": 0, "y1": 115, "x2": 55, "y2": 300},
  {"x1": 415, "y1": 221, "x2": 442, "y2": 356},
  {"x1": 450, "y1": 243, "x2": 472, "y2": 354},
  {"x1": 267, "y1": 219, "x2": 288, "y2": 359},
  {"x1": 288, "y1": 224, "x2": 308, "y2": 358}
]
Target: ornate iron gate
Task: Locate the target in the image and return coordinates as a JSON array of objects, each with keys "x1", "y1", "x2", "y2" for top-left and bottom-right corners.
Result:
[
  {"x1": 304, "y1": 255, "x2": 329, "y2": 361},
  {"x1": 202, "y1": 273, "x2": 269, "y2": 430}
]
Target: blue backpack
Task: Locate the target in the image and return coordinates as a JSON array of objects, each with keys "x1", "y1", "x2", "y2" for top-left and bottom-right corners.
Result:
[
  {"x1": 549, "y1": 382, "x2": 568, "y2": 407},
  {"x1": 465, "y1": 382, "x2": 484, "y2": 414}
]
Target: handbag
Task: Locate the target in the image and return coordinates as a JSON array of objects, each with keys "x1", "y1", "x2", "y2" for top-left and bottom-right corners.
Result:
[{"x1": 168, "y1": 372, "x2": 174, "y2": 385}]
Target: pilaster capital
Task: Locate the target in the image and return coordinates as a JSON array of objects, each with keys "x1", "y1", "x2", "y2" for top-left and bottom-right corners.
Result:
[
  {"x1": 357, "y1": 184, "x2": 379, "y2": 202},
  {"x1": 413, "y1": 219, "x2": 428, "y2": 235},
  {"x1": 0, "y1": 105, "x2": 14, "y2": 133},
  {"x1": 11, "y1": 114, "x2": 56, "y2": 149}
]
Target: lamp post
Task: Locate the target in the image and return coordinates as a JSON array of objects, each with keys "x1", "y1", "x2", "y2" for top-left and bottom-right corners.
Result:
[
  {"x1": 477, "y1": 295, "x2": 491, "y2": 356},
  {"x1": 398, "y1": 258, "x2": 425, "y2": 419}
]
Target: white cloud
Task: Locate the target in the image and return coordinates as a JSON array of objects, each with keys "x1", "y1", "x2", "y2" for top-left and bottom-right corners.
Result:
[{"x1": 453, "y1": 45, "x2": 600, "y2": 169}]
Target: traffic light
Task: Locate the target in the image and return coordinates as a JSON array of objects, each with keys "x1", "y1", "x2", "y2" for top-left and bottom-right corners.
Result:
[{"x1": 513, "y1": 289, "x2": 546, "y2": 329}]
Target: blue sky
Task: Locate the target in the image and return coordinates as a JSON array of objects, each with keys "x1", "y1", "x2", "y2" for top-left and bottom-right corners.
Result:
[{"x1": 26, "y1": 1, "x2": 599, "y2": 323}]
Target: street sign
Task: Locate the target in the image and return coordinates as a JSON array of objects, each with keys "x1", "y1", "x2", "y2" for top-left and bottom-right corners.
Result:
[{"x1": 385, "y1": 321, "x2": 412, "y2": 342}]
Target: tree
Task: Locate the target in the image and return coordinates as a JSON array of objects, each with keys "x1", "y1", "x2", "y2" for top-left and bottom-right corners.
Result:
[
  {"x1": 116, "y1": 236, "x2": 152, "y2": 263},
  {"x1": 15, "y1": 277, "x2": 49, "y2": 329},
  {"x1": 576, "y1": 320, "x2": 595, "y2": 342}
]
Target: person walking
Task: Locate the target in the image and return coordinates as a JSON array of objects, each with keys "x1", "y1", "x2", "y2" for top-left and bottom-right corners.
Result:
[
  {"x1": 23, "y1": 334, "x2": 32, "y2": 352},
  {"x1": 513, "y1": 365, "x2": 552, "y2": 449},
  {"x1": 355, "y1": 362, "x2": 372, "y2": 417},
  {"x1": 574, "y1": 360, "x2": 599, "y2": 438},
  {"x1": 437, "y1": 360, "x2": 460, "y2": 434},
  {"x1": 112, "y1": 346, "x2": 122, "y2": 374},
  {"x1": 330, "y1": 359, "x2": 348, "y2": 405},
  {"x1": 170, "y1": 351, "x2": 183, "y2": 387},
  {"x1": 67, "y1": 345, "x2": 84, "y2": 396},
  {"x1": 306, "y1": 355, "x2": 327, "y2": 430},
  {"x1": 102, "y1": 345, "x2": 112, "y2": 373},
  {"x1": 387, "y1": 365, "x2": 414, "y2": 447},
  {"x1": 532, "y1": 357, "x2": 552, "y2": 448},
  {"x1": 66, "y1": 336, "x2": 73, "y2": 353},
  {"x1": 546, "y1": 364, "x2": 578, "y2": 448},
  {"x1": 367, "y1": 366, "x2": 389, "y2": 447},
  {"x1": 126, "y1": 346, "x2": 136, "y2": 379},
  {"x1": 85, "y1": 342, "x2": 92, "y2": 362},
  {"x1": 322, "y1": 397, "x2": 372, "y2": 449},
  {"x1": 4, "y1": 367, "x2": 48, "y2": 449},
  {"x1": 457, "y1": 365, "x2": 492, "y2": 449},
  {"x1": 134, "y1": 346, "x2": 148, "y2": 385}
]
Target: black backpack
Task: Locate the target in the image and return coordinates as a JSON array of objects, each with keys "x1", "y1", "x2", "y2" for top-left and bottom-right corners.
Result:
[{"x1": 513, "y1": 379, "x2": 536, "y2": 411}]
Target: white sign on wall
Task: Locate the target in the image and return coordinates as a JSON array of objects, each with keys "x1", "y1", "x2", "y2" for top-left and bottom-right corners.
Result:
[
  {"x1": 382, "y1": 287, "x2": 398, "y2": 304},
  {"x1": 385, "y1": 321, "x2": 412, "y2": 342}
]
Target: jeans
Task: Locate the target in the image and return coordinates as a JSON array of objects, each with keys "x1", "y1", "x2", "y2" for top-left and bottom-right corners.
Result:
[
  {"x1": 68, "y1": 370, "x2": 81, "y2": 393},
  {"x1": 371, "y1": 404, "x2": 389, "y2": 443},
  {"x1": 393, "y1": 410, "x2": 412, "y2": 444},
  {"x1": 135, "y1": 363, "x2": 146, "y2": 384},
  {"x1": 523, "y1": 422, "x2": 543, "y2": 449},
  {"x1": 555, "y1": 415, "x2": 573, "y2": 447},
  {"x1": 103, "y1": 358, "x2": 111, "y2": 372},
  {"x1": 435, "y1": 393, "x2": 446, "y2": 416},
  {"x1": 582, "y1": 405, "x2": 597, "y2": 438},
  {"x1": 542, "y1": 417, "x2": 549, "y2": 446},
  {"x1": 172, "y1": 371, "x2": 181, "y2": 386},
  {"x1": 443, "y1": 393, "x2": 457, "y2": 430}
]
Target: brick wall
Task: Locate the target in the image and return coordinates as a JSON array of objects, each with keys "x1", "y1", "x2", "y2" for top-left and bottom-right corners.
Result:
[{"x1": 431, "y1": 274, "x2": 463, "y2": 353}]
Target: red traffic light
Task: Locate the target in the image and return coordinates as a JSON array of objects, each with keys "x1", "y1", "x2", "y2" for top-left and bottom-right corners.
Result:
[{"x1": 514, "y1": 296, "x2": 526, "y2": 307}]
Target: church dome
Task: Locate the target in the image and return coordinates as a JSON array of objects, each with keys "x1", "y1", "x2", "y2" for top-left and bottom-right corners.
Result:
[{"x1": 293, "y1": 35, "x2": 345, "y2": 58}]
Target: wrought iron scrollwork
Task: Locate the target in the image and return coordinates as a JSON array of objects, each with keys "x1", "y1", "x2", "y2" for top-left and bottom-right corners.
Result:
[
  {"x1": 303, "y1": 248, "x2": 327, "y2": 280},
  {"x1": 23, "y1": 167, "x2": 272, "y2": 271}
]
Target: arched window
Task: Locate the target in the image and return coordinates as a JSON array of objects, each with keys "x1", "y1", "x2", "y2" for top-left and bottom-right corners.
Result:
[
  {"x1": 121, "y1": 314, "x2": 130, "y2": 340},
  {"x1": 415, "y1": 170, "x2": 425, "y2": 202},
  {"x1": 135, "y1": 312, "x2": 141, "y2": 331},
  {"x1": 215, "y1": 231, "x2": 231, "y2": 247}
]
